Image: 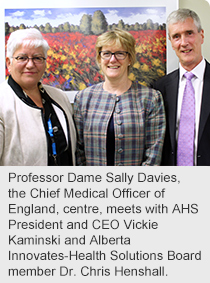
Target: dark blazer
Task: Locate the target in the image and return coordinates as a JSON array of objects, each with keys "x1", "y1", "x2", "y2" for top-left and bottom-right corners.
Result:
[{"x1": 152, "y1": 60, "x2": 210, "y2": 166}]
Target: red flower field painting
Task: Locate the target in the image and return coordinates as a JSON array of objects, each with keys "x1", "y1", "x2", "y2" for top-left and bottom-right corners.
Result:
[
  {"x1": 5, "y1": 30, "x2": 166, "y2": 90},
  {"x1": 5, "y1": 7, "x2": 166, "y2": 91}
]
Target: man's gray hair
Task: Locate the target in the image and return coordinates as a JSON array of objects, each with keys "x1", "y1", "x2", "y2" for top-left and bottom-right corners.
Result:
[{"x1": 167, "y1": 8, "x2": 202, "y2": 34}]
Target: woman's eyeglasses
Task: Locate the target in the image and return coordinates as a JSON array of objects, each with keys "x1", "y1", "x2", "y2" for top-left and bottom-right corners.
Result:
[
  {"x1": 12, "y1": 56, "x2": 46, "y2": 64},
  {"x1": 99, "y1": 51, "x2": 129, "y2": 60}
]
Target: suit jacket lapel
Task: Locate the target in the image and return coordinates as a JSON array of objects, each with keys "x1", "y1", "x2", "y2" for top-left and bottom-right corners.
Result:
[
  {"x1": 198, "y1": 61, "x2": 210, "y2": 142},
  {"x1": 165, "y1": 70, "x2": 179, "y2": 151}
]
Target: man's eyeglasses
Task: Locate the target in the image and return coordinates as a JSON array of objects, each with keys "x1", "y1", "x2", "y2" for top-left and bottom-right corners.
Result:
[
  {"x1": 99, "y1": 51, "x2": 129, "y2": 60},
  {"x1": 12, "y1": 56, "x2": 46, "y2": 64}
]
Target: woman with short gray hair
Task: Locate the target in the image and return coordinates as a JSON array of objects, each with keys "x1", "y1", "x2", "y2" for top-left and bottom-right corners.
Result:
[{"x1": 0, "y1": 28, "x2": 76, "y2": 165}]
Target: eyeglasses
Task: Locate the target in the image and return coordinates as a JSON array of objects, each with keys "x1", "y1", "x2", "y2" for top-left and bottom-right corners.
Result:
[
  {"x1": 12, "y1": 56, "x2": 46, "y2": 64},
  {"x1": 99, "y1": 51, "x2": 129, "y2": 60}
]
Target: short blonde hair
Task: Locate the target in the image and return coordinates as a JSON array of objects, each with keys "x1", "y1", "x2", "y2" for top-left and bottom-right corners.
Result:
[{"x1": 95, "y1": 28, "x2": 136, "y2": 71}]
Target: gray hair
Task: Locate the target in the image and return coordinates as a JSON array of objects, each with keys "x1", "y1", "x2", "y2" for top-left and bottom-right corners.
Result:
[
  {"x1": 167, "y1": 8, "x2": 202, "y2": 36},
  {"x1": 6, "y1": 28, "x2": 49, "y2": 60}
]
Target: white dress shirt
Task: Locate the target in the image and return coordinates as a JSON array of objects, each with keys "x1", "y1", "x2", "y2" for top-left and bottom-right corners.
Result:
[{"x1": 177, "y1": 58, "x2": 205, "y2": 165}]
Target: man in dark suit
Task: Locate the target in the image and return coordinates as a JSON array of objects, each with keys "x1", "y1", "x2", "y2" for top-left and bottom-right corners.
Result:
[{"x1": 152, "y1": 8, "x2": 210, "y2": 166}]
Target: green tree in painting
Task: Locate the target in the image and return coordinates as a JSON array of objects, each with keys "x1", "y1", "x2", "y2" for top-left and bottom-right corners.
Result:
[
  {"x1": 44, "y1": 23, "x2": 52, "y2": 33},
  {"x1": 118, "y1": 19, "x2": 125, "y2": 29},
  {"x1": 91, "y1": 10, "x2": 108, "y2": 35},
  {"x1": 111, "y1": 24, "x2": 117, "y2": 30},
  {"x1": 146, "y1": 19, "x2": 154, "y2": 30},
  {"x1": 134, "y1": 22, "x2": 140, "y2": 31},
  {"x1": 39, "y1": 25, "x2": 45, "y2": 33},
  {"x1": 33, "y1": 24, "x2": 39, "y2": 30},
  {"x1": 63, "y1": 22, "x2": 70, "y2": 32},
  {"x1": 80, "y1": 14, "x2": 92, "y2": 35},
  {"x1": 52, "y1": 27, "x2": 59, "y2": 33},
  {"x1": 58, "y1": 24, "x2": 64, "y2": 32},
  {"x1": 19, "y1": 24, "x2": 26, "y2": 29},
  {"x1": 5, "y1": 22, "x2": 10, "y2": 35}
]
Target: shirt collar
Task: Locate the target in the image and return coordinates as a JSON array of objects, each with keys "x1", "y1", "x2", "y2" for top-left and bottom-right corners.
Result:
[
  {"x1": 8, "y1": 75, "x2": 47, "y2": 107},
  {"x1": 179, "y1": 57, "x2": 206, "y2": 81}
]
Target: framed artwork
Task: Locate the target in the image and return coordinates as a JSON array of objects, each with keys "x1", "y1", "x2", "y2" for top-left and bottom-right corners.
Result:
[{"x1": 2, "y1": 0, "x2": 178, "y2": 101}]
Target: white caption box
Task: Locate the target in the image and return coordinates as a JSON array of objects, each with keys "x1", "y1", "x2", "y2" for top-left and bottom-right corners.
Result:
[{"x1": 0, "y1": 166, "x2": 209, "y2": 282}]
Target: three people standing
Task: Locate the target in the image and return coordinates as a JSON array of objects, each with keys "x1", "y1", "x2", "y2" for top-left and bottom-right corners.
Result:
[{"x1": 3, "y1": 8, "x2": 208, "y2": 166}]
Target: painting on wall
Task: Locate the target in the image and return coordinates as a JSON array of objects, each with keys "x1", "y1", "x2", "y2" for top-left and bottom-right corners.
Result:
[{"x1": 5, "y1": 7, "x2": 167, "y2": 91}]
